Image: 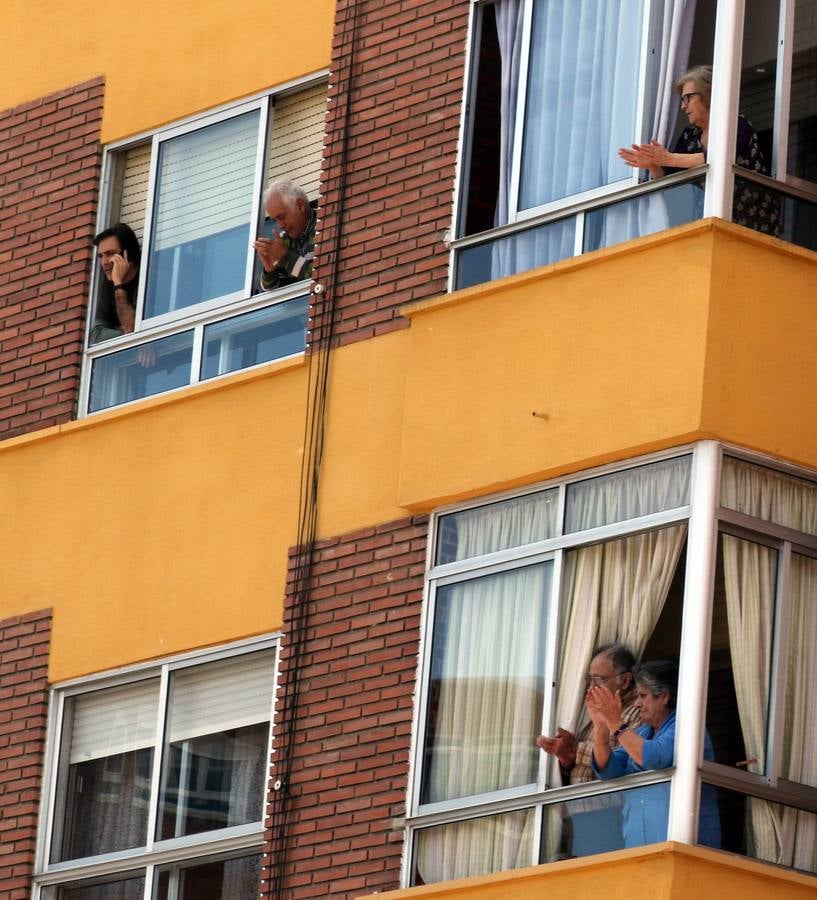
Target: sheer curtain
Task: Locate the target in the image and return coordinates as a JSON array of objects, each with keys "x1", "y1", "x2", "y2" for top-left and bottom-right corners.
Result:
[
  {"x1": 416, "y1": 502, "x2": 551, "y2": 882},
  {"x1": 593, "y1": 0, "x2": 698, "y2": 248},
  {"x1": 720, "y1": 534, "x2": 779, "y2": 861},
  {"x1": 489, "y1": 0, "x2": 699, "y2": 276},
  {"x1": 720, "y1": 460, "x2": 817, "y2": 869},
  {"x1": 553, "y1": 524, "x2": 687, "y2": 770},
  {"x1": 494, "y1": 0, "x2": 524, "y2": 228},
  {"x1": 781, "y1": 554, "x2": 817, "y2": 872}
]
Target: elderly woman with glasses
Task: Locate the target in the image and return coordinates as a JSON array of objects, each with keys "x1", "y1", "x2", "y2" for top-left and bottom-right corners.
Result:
[
  {"x1": 618, "y1": 65, "x2": 777, "y2": 234},
  {"x1": 586, "y1": 659, "x2": 721, "y2": 849}
]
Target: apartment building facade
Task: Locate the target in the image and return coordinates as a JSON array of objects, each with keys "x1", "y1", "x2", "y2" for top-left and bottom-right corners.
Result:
[{"x1": 1, "y1": 0, "x2": 816, "y2": 898}]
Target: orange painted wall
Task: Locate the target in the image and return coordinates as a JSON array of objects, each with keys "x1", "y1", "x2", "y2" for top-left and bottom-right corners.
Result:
[
  {"x1": 2, "y1": 221, "x2": 816, "y2": 681},
  {"x1": 364, "y1": 843, "x2": 817, "y2": 899},
  {"x1": 0, "y1": 0, "x2": 333, "y2": 141}
]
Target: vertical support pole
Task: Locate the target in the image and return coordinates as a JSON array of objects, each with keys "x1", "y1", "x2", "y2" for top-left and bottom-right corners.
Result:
[
  {"x1": 703, "y1": 0, "x2": 746, "y2": 221},
  {"x1": 668, "y1": 441, "x2": 721, "y2": 843}
]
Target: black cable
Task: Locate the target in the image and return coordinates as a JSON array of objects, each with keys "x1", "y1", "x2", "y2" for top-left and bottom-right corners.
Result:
[{"x1": 265, "y1": 0, "x2": 361, "y2": 895}]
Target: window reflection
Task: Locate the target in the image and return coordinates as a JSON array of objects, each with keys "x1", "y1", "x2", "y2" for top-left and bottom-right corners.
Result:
[
  {"x1": 201, "y1": 297, "x2": 308, "y2": 380},
  {"x1": 88, "y1": 331, "x2": 194, "y2": 413},
  {"x1": 156, "y1": 854, "x2": 261, "y2": 900}
]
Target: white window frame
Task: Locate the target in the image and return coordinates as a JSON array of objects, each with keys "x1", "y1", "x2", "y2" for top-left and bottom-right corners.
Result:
[
  {"x1": 403, "y1": 442, "x2": 817, "y2": 887},
  {"x1": 33, "y1": 634, "x2": 280, "y2": 899},
  {"x1": 79, "y1": 72, "x2": 328, "y2": 417},
  {"x1": 450, "y1": 0, "x2": 655, "y2": 252}
]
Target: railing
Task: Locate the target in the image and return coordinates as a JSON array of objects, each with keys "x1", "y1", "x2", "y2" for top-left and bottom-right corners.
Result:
[
  {"x1": 451, "y1": 164, "x2": 817, "y2": 293},
  {"x1": 451, "y1": 168, "x2": 707, "y2": 291}
]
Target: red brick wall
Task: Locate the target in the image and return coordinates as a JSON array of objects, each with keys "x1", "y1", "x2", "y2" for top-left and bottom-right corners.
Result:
[
  {"x1": 0, "y1": 78, "x2": 104, "y2": 441},
  {"x1": 0, "y1": 609, "x2": 52, "y2": 899},
  {"x1": 263, "y1": 516, "x2": 428, "y2": 899},
  {"x1": 311, "y1": 0, "x2": 468, "y2": 349}
]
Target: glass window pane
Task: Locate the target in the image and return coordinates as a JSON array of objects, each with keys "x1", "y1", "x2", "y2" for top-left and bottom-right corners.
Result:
[
  {"x1": 583, "y1": 178, "x2": 705, "y2": 253},
  {"x1": 565, "y1": 456, "x2": 691, "y2": 533},
  {"x1": 788, "y1": 0, "x2": 817, "y2": 184},
  {"x1": 739, "y1": 1, "x2": 778, "y2": 173},
  {"x1": 412, "y1": 808, "x2": 534, "y2": 886},
  {"x1": 455, "y1": 217, "x2": 575, "y2": 290},
  {"x1": 43, "y1": 874, "x2": 146, "y2": 900},
  {"x1": 539, "y1": 780, "x2": 711, "y2": 860},
  {"x1": 783, "y1": 553, "x2": 817, "y2": 790},
  {"x1": 460, "y1": 2, "x2": 503, "y2": 237},
  {"x1": 156, "y1": 854, "x2": 261, "y2": 900},
  {"x1": 201, "y1": 296, "x2": 308, "y2": 380},
  {"x1": 157, "y1": 651, "x2": 274, "y2": 840},
  {"x1": 88, "y1": 331, "x2": 194, "y2": 412},
  {"x1": 731, "y1": 176, "x2": 817, "y2": 251},
  {"x1": 707, "y1": 534, "x2": 777, "y2": 777},
  {"x1": 145, "y1": 111, "x2": 260, "y2": 318},
  {"x1": 436, "y1": 489, "x2": 559, "y2": 565},
  {"x1": 721, "y1": 457, "x2": 817, "y2": 536},
  {"x1": 52, "y1": 681, "x2": 159, "y2": 862},
  {"x1": 519, "y1": 0, "x2": 643, "y2": 210},
  {"x1": 420, "y1": 563, "x2": 552, "y2": 805},
  {"x1": 701, "y1": 785, "x2": 817, "y2": 875}
]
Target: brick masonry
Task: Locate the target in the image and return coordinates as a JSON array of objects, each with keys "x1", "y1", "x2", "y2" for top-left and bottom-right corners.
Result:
[
  {"x1": 262, "y1": 515, "x2": 429, "y2": 899},
  {"x1": 0, "y1": 608, "x2": 52, "y2": 899},
  {"x1": 311, "y1": 0, "x2": 468, "y2": 349},
  {"x1": 0, "y1": 78, "x2": 104, "y2": 441}
]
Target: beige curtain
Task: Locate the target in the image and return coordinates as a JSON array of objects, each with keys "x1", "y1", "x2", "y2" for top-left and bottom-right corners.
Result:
[
  {"x1": 721, "y1": 459, "x2": 817, "y2": 869},
  {"x1": 416, "y1": 497, "x2": 552, "y2": 882},
  {"x1": 721, "y1": 534, "x2": 779, "y2": 860},
  {"x1": 554, "y1": 525, "x2": 688, "y2": 755},
  {"x1": 541, "y1": 524, "x2": 686, "y2": 858},
  {"x1": 780, "y1": 554, "x2": 817, "y2": 872}
]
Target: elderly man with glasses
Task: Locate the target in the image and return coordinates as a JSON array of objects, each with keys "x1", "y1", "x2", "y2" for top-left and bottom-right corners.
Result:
[
  {"x1": 537, "y1": 643, "x2": 641, "y2": 785},
  {"x1": 536, "y1": 644, "x2": 642, "y2": 857}
]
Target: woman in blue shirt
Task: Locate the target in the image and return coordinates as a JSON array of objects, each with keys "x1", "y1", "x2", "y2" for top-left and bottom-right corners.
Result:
[{"x1": 588, "y1": 659, "x2": 720, "y2": 849}]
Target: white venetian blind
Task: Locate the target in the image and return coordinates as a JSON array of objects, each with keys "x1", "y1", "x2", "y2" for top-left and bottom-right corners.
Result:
[
  {"x1": 151, "y1": 109, "x2": 260, "y2": 252},
  {"x1": 168, "y1": 649, "x2": 275, "y2": 744},
  {"x1": 118, "y1": 143, "x2": 152, "y2": 241},
  {"x1": 68, "y1": 679, "x2": 159, "y2": 765},
  {"x1": 266, "y1": 83, "x2": 326, "y2": 201}
]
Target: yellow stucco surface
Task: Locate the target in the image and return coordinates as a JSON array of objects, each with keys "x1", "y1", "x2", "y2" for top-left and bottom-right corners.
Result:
[
  {"x1": 2, "y1": 220, "x2": 816, "y2": 681},
  {"x1": 363, "y1": 843, "x2": 817, "y2": 899},
  {"x1": 397, "y1": 226, "x2": 713, "y2": 509},
  {"x1": 701, "y1": 227, "x2": 817, "y2": 462},
  {"x1": 1, "y1": 357, "x2": 308, "y2": 680},
  {"x1": 0, "y1": 0, "x2": 333, "y2": 142}
]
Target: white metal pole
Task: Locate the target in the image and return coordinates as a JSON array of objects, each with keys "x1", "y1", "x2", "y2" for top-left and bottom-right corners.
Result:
[
  {"x1": 668, "y1": 441, "x2": 721, "y2": 843},
  {"x1": 703, "y1": 0, "x2": 746, "y2": 221}
]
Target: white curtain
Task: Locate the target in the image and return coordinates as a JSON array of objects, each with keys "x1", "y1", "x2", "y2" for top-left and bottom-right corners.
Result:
[
  {"x1": 553, "y1": 524, "x2": 687, "y2": 768},
  {"x1": 720, "y1": 459, "x2": 817, "y2": 870},
  {"x1": 489, "y1": 0, "x2": 698, "y2": 278},
  {"x1": 720, "y1": 534, "x2": 780, "y2": 862},
  {"x1": 565, "y1": 455, "x2": 691, "y2": 533},
  {"x1": 592, "y1": 0, "x2": 698, "y2": 249},
  {"x1": 416, "y1": 504, "x2": 552, "y2": 882},
  {"x1": 781, "y1": 554, "x2": 817, "y2": 872},
  {"x1": 494, "y1": 0, "x2": 525, "y2": 228},
  {"x1": 419, "y1": 457, "x2": 689, "y2": 882}
]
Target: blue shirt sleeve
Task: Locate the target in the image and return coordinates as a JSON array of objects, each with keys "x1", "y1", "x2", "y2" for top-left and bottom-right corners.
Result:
[
  {"x1": 641, "y1": 716, "x2": 676, "y2": 770},
  {"x1": 593, "y1": 744, "x2": 632, "y2": 779}
]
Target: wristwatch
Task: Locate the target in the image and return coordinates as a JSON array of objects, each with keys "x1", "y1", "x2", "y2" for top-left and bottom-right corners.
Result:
[{"x1": 612, "y1": 723, "x2": 629, "y2": 740}]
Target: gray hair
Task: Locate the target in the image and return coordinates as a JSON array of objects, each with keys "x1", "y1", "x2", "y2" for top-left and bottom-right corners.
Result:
[
  {"x1": 263, "y1": 178, "x2": 308, "y2": 209},
  {"x1": 592, "y1": 643, "x2": 637, "y2": 675},
  {"x1": 675, "y1": 64, "x2": 712, "y2": 108},
  {"x1": 635, "y1": 659, "x2": 679, "y2": 710}
]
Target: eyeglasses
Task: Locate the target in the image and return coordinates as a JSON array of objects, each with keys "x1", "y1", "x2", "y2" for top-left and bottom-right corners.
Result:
[
  {"x1": 680, "y1": 92, "x2": 702, "y2": 107},
  {"x1": 584, "y1": 672, "x2": 624, "y2": 687}
]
